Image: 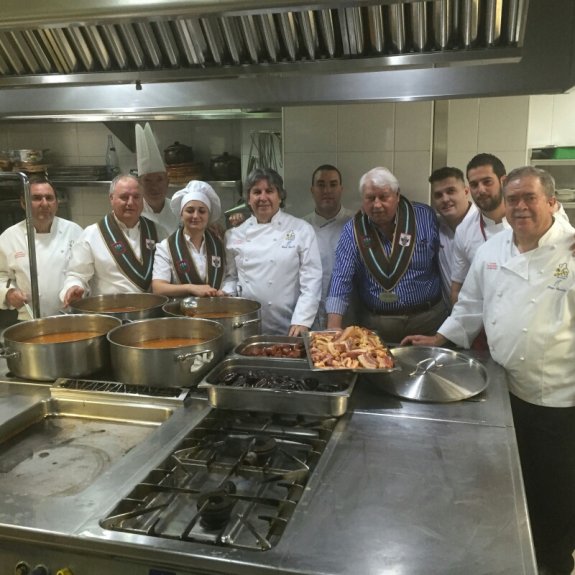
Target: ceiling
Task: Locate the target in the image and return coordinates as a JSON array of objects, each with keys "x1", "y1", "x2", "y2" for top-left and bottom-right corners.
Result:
[{"x1": 0, "y1": 0, "x2": 573, "y2": 119}]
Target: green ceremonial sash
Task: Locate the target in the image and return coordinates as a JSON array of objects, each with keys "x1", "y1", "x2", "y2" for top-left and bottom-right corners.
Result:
[
  {"x1": 98, "y1": 214, "x2": 158, "y2": 291},
  {"x1": 167, "y1": 228, "x2": 224, "y2": 289},
  {"x1": 353, "y1": 196, "x2": 417, "y2": 292}
]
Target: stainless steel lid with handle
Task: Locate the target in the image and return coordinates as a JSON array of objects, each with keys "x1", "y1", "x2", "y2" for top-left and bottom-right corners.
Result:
[{"x1": 376, "y1": 346, "x2": 489, "y2": 402}]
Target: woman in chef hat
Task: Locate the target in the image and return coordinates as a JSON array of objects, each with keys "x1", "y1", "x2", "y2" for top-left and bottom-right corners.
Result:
[{"x1": 151, "y1": 180, "x2": 226, "y2": 297}]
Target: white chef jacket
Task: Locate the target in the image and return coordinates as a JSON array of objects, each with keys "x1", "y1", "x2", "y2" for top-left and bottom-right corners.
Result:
[
  {"x1": 450, "y1": 210, "x2": 509, "y2": 284},
  {"x1": 153, "y1": 234, "x2": 208, "y2": 284},
  {"x1": 0, "y1": 217, "x2": 83, "y2": 320},
  {"x1": 440, "y1": 219, "x2": 575, "y2": 407},
  {"x1": 222, "y1": 210, "x2": 322, "y2": 335},
  {"x1": 60, "y1": 215, "x2": 157, "y2": 300},
  {"x1": 437, "y1": 202, "x2": 478, "y2": 306},
  {"x1": 304, "y1": 206, "x2": 355, "y2": 329},
  {"x1": 143, "y1": 198, "x2": 178, "y2": 238}
]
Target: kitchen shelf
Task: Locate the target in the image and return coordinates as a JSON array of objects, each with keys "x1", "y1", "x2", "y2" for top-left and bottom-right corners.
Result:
[
  {"x1": 530, "y1": 159, "x2": 575, "y2": 166},
  {"x1": 51, "y1": 179, "x2": 242, "y2": 189}
]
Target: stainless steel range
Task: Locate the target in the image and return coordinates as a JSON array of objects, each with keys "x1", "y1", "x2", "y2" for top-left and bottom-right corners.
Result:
[
  {"x1": 0, "y1": 354, "x2": 537, "y2": 575},
  {"x1": 101, "y1": 409, "x2": 337, "y2": 551}
]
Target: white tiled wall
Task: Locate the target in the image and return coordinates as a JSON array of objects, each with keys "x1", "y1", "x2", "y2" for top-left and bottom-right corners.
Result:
[
  {"x1": 528, "y1": 92, "x2": 575, "y2": 147},
  {"x1": 283, "y1": 101, "x2": 433, "y2": 217},
  {"x1": 446, "y1": 96, "x2": 531, "y2": 174},
  {"x1": 1, "y1": 93, "x2": 561, "y2": 229}
]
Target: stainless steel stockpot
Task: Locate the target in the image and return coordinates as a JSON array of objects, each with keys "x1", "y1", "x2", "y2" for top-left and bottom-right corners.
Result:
[
  {"x1": 107, "y1": 317, "x2": 224, "y2": 388},
  {"x1": 68, "y1": 293, "x2": 169, "y2": 322},
  {"x1": 162, "y1": 297, "x2": 261, "y2": 353},
  {"x1": 0, "y1": 314, "x2": 122, "y2": 381}
]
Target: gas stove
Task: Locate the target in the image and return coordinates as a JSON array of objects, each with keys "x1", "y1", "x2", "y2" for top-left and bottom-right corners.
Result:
[{"x1": 100, "y1": 409, "x2": 338, "y2": 551}]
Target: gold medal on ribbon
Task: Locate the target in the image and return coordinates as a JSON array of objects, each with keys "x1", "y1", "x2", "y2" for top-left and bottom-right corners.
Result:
[{"x1": 379, "y1": 291, "x2": 398, "y2": 303}]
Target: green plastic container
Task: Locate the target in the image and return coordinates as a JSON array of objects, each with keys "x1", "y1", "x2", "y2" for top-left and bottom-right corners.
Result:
[{"x1": 553, "y1": 147, "x2": 575, "y2": 159}]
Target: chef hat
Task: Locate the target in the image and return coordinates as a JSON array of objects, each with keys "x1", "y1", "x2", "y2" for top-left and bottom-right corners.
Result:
[
  {"x1": 170, "y1": 180, "x2": 221, "y2": 223},
  {"x1": 135, "y1": 123, "x2": 166, "y2": 175}
]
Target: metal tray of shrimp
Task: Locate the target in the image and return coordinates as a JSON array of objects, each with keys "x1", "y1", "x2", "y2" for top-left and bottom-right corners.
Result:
[
  {"x1": 197, "y1": 357, "x2": 357, "y2": 416},
  {"x1": 232, "y1": 335, "x2": 307, "y2": 361},
  {"x1": 302, "y1": 329, "x2": 400, "y2": 373}
]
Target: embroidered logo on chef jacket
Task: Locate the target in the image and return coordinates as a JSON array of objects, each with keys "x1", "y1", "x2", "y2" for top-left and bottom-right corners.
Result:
[
  {"x1": 486, "y1": 262, "x2": 498, "y2": 270},
  {"x1": 549, "y1": 262, "x2": 570, "y2": 292},
  {"x1": 177, "y1": 260, "x2": 190, "y2": 272},
  {"x1": 211, "y1": 255, "x2": 222, "y2": 269},
  {"x1": 281, "y1": 230, "x2": 296, "y2": 248},
  {"x1": 112, "y1": 241, "x2": 126, "y2": 254}
]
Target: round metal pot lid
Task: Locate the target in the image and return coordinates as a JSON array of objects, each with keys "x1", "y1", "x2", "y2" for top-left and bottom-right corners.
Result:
[{"x1": 379, "y1": 346, "x2": 489, "y2": 402}]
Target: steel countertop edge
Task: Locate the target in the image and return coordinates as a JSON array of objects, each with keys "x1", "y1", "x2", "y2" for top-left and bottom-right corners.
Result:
[{"x1": 0, "y1": 354, "x2": 537, "y2": 575}]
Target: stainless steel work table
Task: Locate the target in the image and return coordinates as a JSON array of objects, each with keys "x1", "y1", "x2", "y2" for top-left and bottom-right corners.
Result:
[{"x1": 0, "y1": 354, "x2": 537, "y2": 575}]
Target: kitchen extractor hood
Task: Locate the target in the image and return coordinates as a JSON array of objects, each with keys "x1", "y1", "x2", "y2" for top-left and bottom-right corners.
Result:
[{"x1": 0, "y1": 0, "x2": 529, "y2": 88}]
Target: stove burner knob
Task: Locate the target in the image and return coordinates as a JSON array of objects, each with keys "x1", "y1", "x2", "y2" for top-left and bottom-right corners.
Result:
[
  {"x1": 30, "y1": 566, "x2": 50, "y2": 575},
  {"x1": 14, "y1": 561, "x2": 30, "y2": 575}
]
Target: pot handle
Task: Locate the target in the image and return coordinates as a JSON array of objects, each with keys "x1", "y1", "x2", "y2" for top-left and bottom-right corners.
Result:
[
  {"x1": 0, "y1": 344, "x2": 20, "y2": 360},
  {"x1": 175, "y1": 350, "x2": 214, "y2": 373},
  {"x1": 232, "y1": 318, "x2": 261, "y2": 329}
]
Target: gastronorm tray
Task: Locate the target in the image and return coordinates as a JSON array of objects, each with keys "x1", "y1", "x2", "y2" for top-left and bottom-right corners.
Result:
[
  {"x1": 302, "y1": 330, "x2": 400, "y2": 373},
  {"x1": 198, "y1": 357, "x2": 357, "y2": 416},
  {"x1": 232, "y1": 335, "x2": 307, "y2": 360}
]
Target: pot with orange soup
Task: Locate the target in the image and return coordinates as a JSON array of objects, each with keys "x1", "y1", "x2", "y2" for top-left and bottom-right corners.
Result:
[
  {"x1": 107, "y1": 317, "x2": 224, "y2": 387},
  {"x1": 162, "y1": 297, "x2": 261, "y2": 353},
  {"x1": 0, "y1": 314, "x2": 122, "y2": 380}
]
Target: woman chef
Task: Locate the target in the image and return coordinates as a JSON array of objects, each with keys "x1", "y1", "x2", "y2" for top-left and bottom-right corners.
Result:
[
  {"x1": 152, "y1": 180, "x2": 225, "y2": 297},
  {"x1": 221, "y1": 168, "x2": 322, "y2": 336}
]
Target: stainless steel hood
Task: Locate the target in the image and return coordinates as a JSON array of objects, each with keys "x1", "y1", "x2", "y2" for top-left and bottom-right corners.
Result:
[
  {"x1": 0, "y1": 0, "x2": 528, "y2": 88},
  {"x1": 0, "y1": 0, "x2": 573, "y2": 119}
]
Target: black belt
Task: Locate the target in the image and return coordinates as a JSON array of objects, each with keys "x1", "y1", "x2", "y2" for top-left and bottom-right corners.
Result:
[{"x1": 370, "y1": 296, "x2": 442, "y2": 316}]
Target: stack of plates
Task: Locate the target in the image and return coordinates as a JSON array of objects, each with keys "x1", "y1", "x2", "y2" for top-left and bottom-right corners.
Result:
[{"x1": 48, "y1": 165, "x2": 108, "y2": 181}]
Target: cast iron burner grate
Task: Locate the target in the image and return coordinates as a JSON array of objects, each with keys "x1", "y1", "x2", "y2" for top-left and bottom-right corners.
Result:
[
  {"x1": 100, "y1": 409, "x2": 338, "y2": 551},
  {"x1": 55, "y1": 378, "x2": 185, "y2": 399}
]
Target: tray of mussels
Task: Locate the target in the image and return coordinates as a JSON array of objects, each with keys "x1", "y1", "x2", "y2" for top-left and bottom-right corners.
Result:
[{"x1": 198, "y1": 357, "x2": 357, "y2": 416}]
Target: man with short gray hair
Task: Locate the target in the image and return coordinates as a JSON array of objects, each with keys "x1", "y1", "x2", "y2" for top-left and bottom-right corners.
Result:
[{"x1": 326, "y1": 166, "x2": 446, "y2": 342}]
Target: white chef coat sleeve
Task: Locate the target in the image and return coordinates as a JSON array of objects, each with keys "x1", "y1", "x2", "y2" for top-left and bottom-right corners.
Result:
[
  {"x1": 220, "y1": 229, "x2": 238, "y2": 296},
  {"x1": 290, "y1": 224, "x2": 322, "y2": 327},
  {"x1": 58, "y1": 237, "x2": 95, "y2": 302},
  {"x1": 439, "y1": 252, "x2": 485, "y2": 348},
  {"x1": 450, "y1": 228, "x2": 471, "y2": 284},
  {"x1": 152, "y1": 239, "x2": 173, "y2": 282}
]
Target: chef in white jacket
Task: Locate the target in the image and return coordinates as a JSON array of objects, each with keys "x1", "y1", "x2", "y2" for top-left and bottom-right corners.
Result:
[
  {"x1": 222, "y1": 168, "x2": 322, "y2": 336},
  {"x1": 403, "y1": 166, "x2": 575, "y2": 575},
  {"x1": 136, "y1": 122, "x2": 179, "y2": 236},
  {"x1": 60, "y1": 175, "x2": 160, "y2": 306},
  {"x1": 0, "y1": 175, "x2": 82, "y2": 320}
]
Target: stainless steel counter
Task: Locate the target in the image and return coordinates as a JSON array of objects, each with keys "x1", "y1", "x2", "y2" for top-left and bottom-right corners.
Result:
[{"x1": 0, "y1": 354, "x2": 537, "y2": 575}]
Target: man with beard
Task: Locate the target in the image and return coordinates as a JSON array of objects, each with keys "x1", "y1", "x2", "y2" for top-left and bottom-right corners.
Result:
[
  {"x1": 449, "y1": 153, "x2": 508, "y2": 304},
  {"x1": 429, "y1": 166, "x2": 476, "y2": 308},
  {"x1": 403, "y1": 166, "x2": 575, "y2": 575},
  {"x1": 303, "y1": 165, "x2": 355, "y2": 329}
]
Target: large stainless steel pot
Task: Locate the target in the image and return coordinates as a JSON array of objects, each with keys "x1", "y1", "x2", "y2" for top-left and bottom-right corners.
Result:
[
  {"x1": 0, "y1": 314, "x2": 121, "y2": 381},
  {"x1": 68, "y1": 293, "x2": 168, "y2": 322},
  {"x1": 163, "y1": 297, "x2": 261, "y2": 353},
  {"x1": 107, "y1": 317, "x2": 224, "y2": 388}
]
